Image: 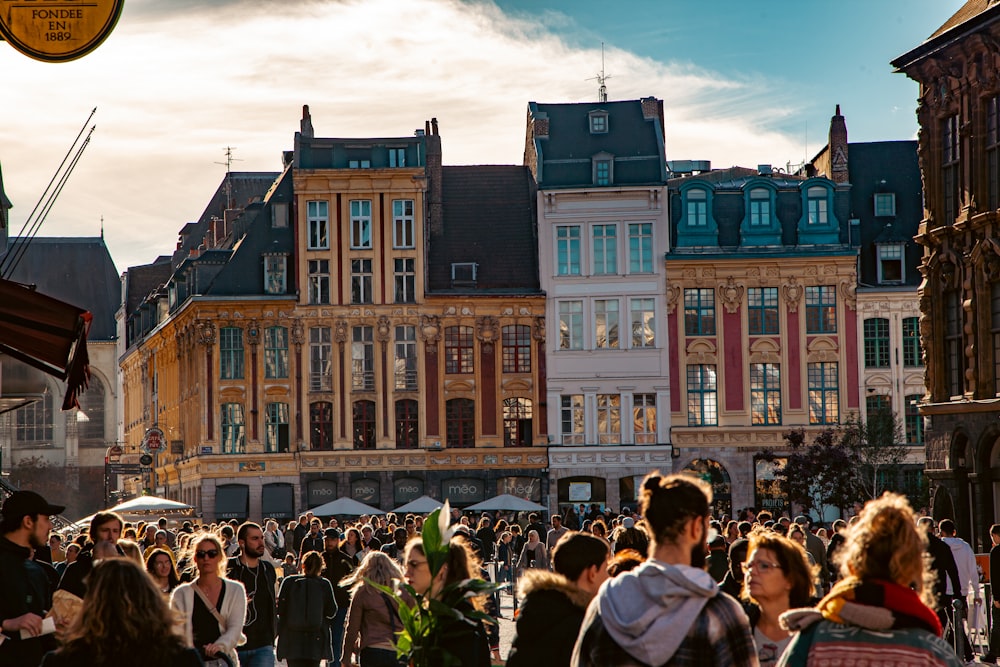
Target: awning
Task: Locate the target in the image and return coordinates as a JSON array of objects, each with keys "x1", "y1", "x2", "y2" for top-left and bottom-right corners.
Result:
[
  {"x1": 262, "y1": 483, "x2": 294, "y2": 520},
  {"x1": 215, "y1": 484, "x2": 249, "y2": 521},
  {"x1": 0, "y1": 277, "x2": 91, "y2": 410}
]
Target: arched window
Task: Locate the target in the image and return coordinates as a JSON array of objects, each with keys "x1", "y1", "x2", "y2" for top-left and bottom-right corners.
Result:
[
  {"x1": 310, "y1": 401, "x2": 333, "y2": 450},
  {"x1": 15, "y1": 391, "x2": 53, "y2": 443},
  {"x1": 77, "y1": 374, "x2": 105, "y2": 443},
  {"x1": 395, "y1": 399, "x2": 419, "y2": 449},
  {"x1": 446, "y1": 398, "x2": 475, "y2": 448},
  {"x1": 503, "y1": 398, "x2": 532, "y2": 447},
  {"x1": 353, "y1": 400, "x2": 376, "y2": 450}
]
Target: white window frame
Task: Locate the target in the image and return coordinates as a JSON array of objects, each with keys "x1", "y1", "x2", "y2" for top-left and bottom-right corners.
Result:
[
  {"x1": 633, "y1": 394, "x2": 657, "y2": 444},
  {"x1": 393, "y1": 199, "x2": 415, "y2": 248},
  {"x1": 308, "y1": 259, "x2": 330, "y2": 305},
  {"x1": 558, "y1": 300, "x2": 584, "y2": 350},
  {"x1": 877, "y1": 243, "x2": 905, "y2": 284},
  {"x1": 351, "y1": 258, "x2": 373, "y2": 304},
  {"x1": 394, "y1": 326, "x2": 418, "y2": 390},
  {"x1": 350, "y1": 199, "x2": 372, "y2": 249},
  {"x1": 394, "y1": 257, "x2": 415, "y2": 303},
  {"x1": 263, "y1": 255, "x2": 287, "y2": 295},
  {"x1": 628, "y1": 223, "x2": 653, "y2": 274},
  {"x1": 307, "y1": 200, "x2": 329, "y2": 250},
  {"x1": 630, "y1": 297, "x2": 656, "y2": 348},
  {"x1": 592, "y1": 224, "x2": 618, "y2": 275},
  {"x1": 556, "y1": 225, "x2": 581, "y2": 276},
  {"x1": 560, "y1": 394, "x2": 585, "y2": 445},
  {"x1": 594, "y1": 298, "x2": 620, "y2": 349},
  {"x1": 597, "y1": 394, "x2": 621, "y2": 445},
  {"x1": 309, "y1": 327, "x2": 332, "y2": 392},
  {"x1": 388, "y1": 148, "x2": 406, "y2": 167}
]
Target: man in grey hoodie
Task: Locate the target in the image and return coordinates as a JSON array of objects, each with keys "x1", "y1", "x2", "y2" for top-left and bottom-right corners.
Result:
[{"x1": 572, "y1": 472, "x2": 757, "y2": 666}]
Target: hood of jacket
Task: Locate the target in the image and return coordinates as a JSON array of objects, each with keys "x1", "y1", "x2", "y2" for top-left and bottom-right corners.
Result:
[
  {"x1": 518, "y1": 569, "x2": 594, "y2": 610},
  {"x1": 597, "y1": 559, "x2": 718, "y2": 666}
]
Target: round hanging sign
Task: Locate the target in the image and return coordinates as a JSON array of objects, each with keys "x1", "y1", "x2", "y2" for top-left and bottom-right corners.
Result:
[{"x1": 0, "y1": 0, "x2": 124, "y2": 63}]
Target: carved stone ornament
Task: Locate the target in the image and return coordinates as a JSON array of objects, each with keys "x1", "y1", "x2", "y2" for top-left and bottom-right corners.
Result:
[
  {"x1": 197, "y1": 320, "x2": 217, "y2": 346},
  {"x1": 666, "y1": 283, "x2": 681, "y2": 314},
  {"x1": 376, "y1": 315, "x2": 392, "y2": 343},
  {"x1": 290, "y1": 320, "x2": 305, "y2": 346},
  {"x1": 476, "y1": 316, "x2": 500, "y2": 347},
  {"x1": 532, "y1": 316, "x2": 546, "y2": 342},
  {"x1": 781, "y1": 278, "x2": 803, "y2": 313},
  {"x1": 247, "y1": 319, "x2": 261, "y2": 346},
  {"x1": 718, "y1": 276, "x2": 745, "y2": 314},
  {"x1": 420, "y1": 315, "x2": 441, "y2": 344},
  {"x1": 334, "y1": 319, "x2": 348, "y2": 344},
  {"x1": 839, "y1": 277, "x2": 857, "y2": 311}
]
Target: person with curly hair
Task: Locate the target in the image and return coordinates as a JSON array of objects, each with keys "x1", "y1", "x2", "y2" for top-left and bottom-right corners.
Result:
[
  {"x1": 40, "y1": 558, "x2": 201, "y2": 667},
  {"x1": 778, "y1": 492, "x2": 962, "y2": 666}
]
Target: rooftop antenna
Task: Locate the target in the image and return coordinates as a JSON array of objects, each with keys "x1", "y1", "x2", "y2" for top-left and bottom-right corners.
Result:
[
  {"x1": 100, "y1": 215, "x2": 104, "y2": 239},
  {"x1": 214, "y1": 146, "x2": 242, "y2": 210},
  {"x1": 586, "y1": 42, "x2": 611, "y2": 103}
]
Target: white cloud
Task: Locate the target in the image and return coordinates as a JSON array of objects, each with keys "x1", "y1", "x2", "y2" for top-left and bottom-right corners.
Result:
[{"x1": 0, "y1": 0, "x2": 805, "y2": 272}]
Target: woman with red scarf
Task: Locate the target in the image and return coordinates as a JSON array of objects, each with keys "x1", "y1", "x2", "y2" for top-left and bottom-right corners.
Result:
[{"x1": 777, "y1": 493, "x2": 962, "y2": 666}]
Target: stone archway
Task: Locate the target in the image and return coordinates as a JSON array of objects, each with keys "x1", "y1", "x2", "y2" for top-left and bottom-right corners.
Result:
[
  {"x1": 682, "y1": 459, "x2": 732, "y2": 518},
  {"x1": 931, "y1": 484, "x2": 955, "y2": 523}
]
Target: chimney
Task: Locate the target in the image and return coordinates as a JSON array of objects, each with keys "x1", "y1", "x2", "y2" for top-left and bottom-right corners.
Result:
[
  {"x1": 829, "y1": 104, "x2": 849, "y2": 184},
  {"x1": 431, "y1": 117, "x2": 439, "y2": 136},
  {"x1": 301, "y1": 104, "x2": 314, "y2": 139},
  {"x1": 532, "y1": 111, "x2": 549, "y2": 139},
  {"x1": 424, "y1": 120, "x2": 443, "y2": 238}
]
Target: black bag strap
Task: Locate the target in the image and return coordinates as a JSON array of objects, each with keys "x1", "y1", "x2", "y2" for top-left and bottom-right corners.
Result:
[{"x1": 380, "y1": 592, "x2": 398, "y2": 633}]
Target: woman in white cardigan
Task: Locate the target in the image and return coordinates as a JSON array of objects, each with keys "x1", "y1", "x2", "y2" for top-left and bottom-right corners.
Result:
[{"x1": 171, "y1": 534, "x2": 246, "y2": 666}]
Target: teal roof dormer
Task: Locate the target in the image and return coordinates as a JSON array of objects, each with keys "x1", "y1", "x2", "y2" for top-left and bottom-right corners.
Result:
[
  {"x1": 676, "y1": 181, "x2": 717, "y2": 247},
  {"x1": 797, "y1": 178, "x2": 840, "y2": 245},
  {"x1": 740, "y1": 178, "x2": 780, "y2": 246}
]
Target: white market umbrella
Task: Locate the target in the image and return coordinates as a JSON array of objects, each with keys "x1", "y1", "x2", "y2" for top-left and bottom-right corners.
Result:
[
  {"x1": 309, "y1": 497, "x2": 383, "y2": 516},
  {"x1": 465, "y1": 494, "x2": 547, "y2": 513},
  {"x1": 108, "y1": 495, "x2": 194, "y2": 516},
  {"x1": 392, "y1": 495, "x2": 443, "y2": 514}
]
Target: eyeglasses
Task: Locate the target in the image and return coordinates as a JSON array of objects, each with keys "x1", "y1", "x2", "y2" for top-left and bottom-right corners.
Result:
[
  {"x1": 742, "y1": 560, "x2": 782, "y2": 574},
  {"x1": 406, "y1": 559, "x2": 428, "y2": 570},
  {"x1": 195, "y1": 549, "x2": 220, "y2": 559}
]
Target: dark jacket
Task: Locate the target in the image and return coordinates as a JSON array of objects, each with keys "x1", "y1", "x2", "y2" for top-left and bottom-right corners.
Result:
[
  {"x1": 226, "y1": 556, "x2": 278, "y2": 649},
  {"x1": 926, "y1": 532, "x2": 962, "y2": 602},
  {"x1": 299, "y1": 533, "x2": 324, "y2": 556},
  {"x1": 276, "y1": 574, "x2": 337, "y2": 662},
  {"x1": 40, "y1": 645, "x2": 203, "y2": 667},
  {"x1": 0, "y1": 535, "x2": 58, "y2": 667},
  {"x1": 438, "y1": 600, "x2": 491, "y2": 667},
  {"x1": 507, "y1": 570, "x2": 594, "y2": 667},
  {"x1": 56, "y1": 549, "x2": 94, "y2": 599},
  {"x1": 322, "y1": 548, "x2": 355, "y2": 609}
]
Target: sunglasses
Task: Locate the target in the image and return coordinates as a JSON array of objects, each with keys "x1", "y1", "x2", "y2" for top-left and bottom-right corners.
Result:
[{"x1": 195, "y1": 549, "x2": 220, "y2": 559}]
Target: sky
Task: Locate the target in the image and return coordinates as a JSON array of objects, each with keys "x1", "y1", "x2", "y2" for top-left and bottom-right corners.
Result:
[{"x1": 0, "y1": 0, "x2": 965, "y2": 274}]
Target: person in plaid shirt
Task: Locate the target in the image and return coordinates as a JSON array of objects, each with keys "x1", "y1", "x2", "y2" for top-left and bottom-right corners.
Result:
[{"x1": 572, "y1": 472, "x2": 757, "y2": 666}]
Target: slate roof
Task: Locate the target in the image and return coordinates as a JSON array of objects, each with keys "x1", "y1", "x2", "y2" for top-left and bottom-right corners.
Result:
[
  {"x1": 529, "y1": 99, "x2": 666, "y2": 188},
  {"x1": 426, "y1": 166, "x2": 540, "y2": 293},
  {"x1": 929, "y1": 0, "x2": 996, "y2": 39},
  {"x1": 0, "y1": 160, "x2": 11, "y2": 226},
  {"x1": 3, "y1": 237, "x2": 120, "y2": 340},
  {"x1": 124, "y1": 257, "x2": 172, "y2": 315},
  {"x1": 893, "y1": 0, "x2": 1000, "y2": 68}
]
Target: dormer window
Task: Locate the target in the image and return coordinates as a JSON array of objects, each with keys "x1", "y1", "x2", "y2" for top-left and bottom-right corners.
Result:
[
  {"x1": 687, "y1": 189, "x2": 707, "y2": 227},
  {"x1": 877, "y1": 243, "x2": 904, "y2": 284},
  {"x1": 806, "y1": 186, "x2": 828, "y2": 225},
  {"x1": 874, "y1": 193, "x2": 896, "y2": 217},
  {"x1": 593, "y1": 152, "x2": 614, "y2": 186},
  {"x1": 589, "y1": 111, "x2": 609, "y2": 134},
  {"x1": 797, "y1": 179, "x2": 839, "y2": 245},
  {"x1": 749, "y1": 188, "x2": 771, "y2": 227},
  {"x1": 677, "y1": 183, "x2": 717, "y2": 247}
]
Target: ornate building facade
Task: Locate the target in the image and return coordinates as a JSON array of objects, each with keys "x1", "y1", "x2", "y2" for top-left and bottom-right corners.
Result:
[{"x1": 893, "y1": 1, "x2": 1000, "y2": 548}]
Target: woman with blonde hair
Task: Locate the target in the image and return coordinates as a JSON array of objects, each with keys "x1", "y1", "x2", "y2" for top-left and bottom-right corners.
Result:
[
  {"x1": 170, "y1": 534, "x2": 246, "y2": 666},
  {"x1": 341, "y1": 550, "x2": 406, "y2": 666},
  {"x1": 778, "y1": 493, "x2": 962, "y2": 666},
  {"x1": 40, "y1": 558, "x2": 201, "y2": 667}
]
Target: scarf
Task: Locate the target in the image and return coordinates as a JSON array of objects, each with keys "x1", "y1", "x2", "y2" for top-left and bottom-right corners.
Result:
[{"x1": 815, "y1": 578, "x2": 942, "y2": 637}]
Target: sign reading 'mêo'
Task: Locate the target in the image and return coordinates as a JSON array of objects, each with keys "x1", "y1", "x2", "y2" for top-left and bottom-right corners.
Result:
[{"x1": 0, "y1": 0, "x2": 124, "y2": 62}]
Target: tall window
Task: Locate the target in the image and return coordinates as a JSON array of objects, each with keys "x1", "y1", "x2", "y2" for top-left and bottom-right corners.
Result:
[
  {"x1": 446, "y1": 398, "x2": 475, "y2": 448},
  {"x1": 265, "y1": 402, "x2": 289, "y2": 453},
  {"x1": 594, "y1": 299, "x2": 619, "y2": 349},
  {"x1": 946, "y1": 290, "x2": 963, "y2": 396},
  {"x1": 592, "y1": 224, "x2": 617, "y2": 275},
  {"x1": 264, "y1": 255, "x2": 286, "y2": 294},
  {"x1": 687, "y1": 189, "x2": 707, "y2": 226},
  {"x1": 77, "y1": 375, "x2": 106, "y2": 442},
  {"x1": 994, "y1": 283, "x2": 1000, "y2": 395},
  {"x1": 750, "y1": 363, "x2": 781, "y2": 425},
  {"x1": 389, "y1": 148, "x2": 406, "y2": 167},
  {"x1": 989, "y1": 97, "x2": 1000, "y2": 210},
  {"x1": 558, "y1": 301, "x2": 584, "y2": 350},
  {"x1": 749, "y1": 188, "x2": 770, "y2": 226},
  {"x1": 863, "y1": 318, "x2": 890, "y2": 368},
  {"x1": 747, "y1": 287, "x2": 779, "y2": 335},
  {"x1": 595, "y1": 159, "x2": 611, "y2": 185},
  {"x1": 393, "y1": 199, "x2": 415, "y2": 248},
  {"x1": 353, "y1": 400, "x2": 376, "y2": 449},
  {"x1": 307, "y1": 201, "x2": 328, "y2": 249},
  {"x1": 808, "y1": 362, "x2": 839, "y2": 425},
  {"x1": 308, "y1": 259, "x2": 330, "y2": 305},
  {"x1": 684, "y1": 288, "x2": 715, "y2": 336},
  {"x1": 628, "y1": 223, "x2": 653, "y2": 273},
  {"x1": 264, "y1": 326, "x2": 288, "y2": 379},
  {"x1": 221, "y1": 403, "x2": 245, "y2": 453},
  {"x1": 633, "y1": 394, "x2": 657, "y2": 444},
  {"x1": 395, "y1": 399, "x2": 419, "y2": 449},
  {"x1": 219, "y1": 327, "x2": 244, "y2": 380},
  {"x1": 350, "y1": 199, "x2": 372, "y2": 249},
  {"x1": 631, "y1": 298, "x2": 655, "y2": 348},
  {"x1": 561, "y1": 395, "x2": 585, "y2": 445},
  {"x1": 394, "y1": 326, "x2": 418, "y2": 390},
  {"x1": 309, "y1": 326, "x2": 332, "y2": 392},
  {"x1": 805, "y1": 285, "x2": 836, "y2": 334},
  {"x1": 351, "y1": 259, "x2": 373, "y2": 304},
  {"x1": 309, "y1": 401, "x2": 333, "y2": 450},
  {"x1": 394, "y1": 258, "x2": 415, "y2": 303},
  {"x1": 502, "y1": 325, "x2": 531, "y2": 373},
  {"x1": 866, "y1": 394, "x2": 889, "y2": 416},
  {"x1": 15, "y1": 392, "x2": 52, "y2": 442},
  {"x1": 943, "y1": 115, "x2": 959, "y2": 223},
  {"x1": 902, "y1": 317, "x2": 922, "y2": 367},
  {"x1": 556, "y1": 226, "x2": 581, "y2": 276},
  {"x1": 503, "y1": 398, "x2": 532, "y2": 447},
  {"x1": 905, "y1": 394, "x2": 923, "y2": 445},
  {"x1": 877, "y1": 244, "x2": 904, "y2": 284},
  {"x1": 444, "y1": 326, "x2": 474, "y2": 374},
  {"x1": 687, "y1": 365, "x2": 718, "y2": 426},
  {"x1": 597, "y1": 394, "x2": 621, "y2": 444},
  {"x1": 352, "y1": 326, "x2": 374, "y2": 390},
  {"x1": 806, "y1": 186, "x2": 828, "y2": 224}
]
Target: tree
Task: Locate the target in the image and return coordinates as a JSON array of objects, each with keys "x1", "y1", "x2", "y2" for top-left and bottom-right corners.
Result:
[
  {"x1": 759, "y1": 428, "x2": 860, "y2": 519},
  {"x1": 841, "y1": 403, "x2": 910, "y2": 501}
]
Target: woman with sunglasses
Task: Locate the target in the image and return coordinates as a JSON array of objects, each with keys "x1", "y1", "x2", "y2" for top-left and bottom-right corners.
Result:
[
  {"x1": 171, "y1": 534, "x2": 247, "y2": 666},
  {"x1": 741, "y1": 529, "x2": 817, "y2": 667}
]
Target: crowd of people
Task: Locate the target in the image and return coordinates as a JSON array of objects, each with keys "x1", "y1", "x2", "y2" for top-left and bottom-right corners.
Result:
[{"x1": 0, "y1": 480, "x2": 994, "y2": 666}]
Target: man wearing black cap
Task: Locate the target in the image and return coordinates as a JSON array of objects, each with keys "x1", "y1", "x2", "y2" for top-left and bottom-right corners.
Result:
[
  {"x1": 0, "y1": 490, "x2": 64, "y2": 666},
  {"x1": 321, "y1": 528, "x2": 354, "y2": 665}
]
